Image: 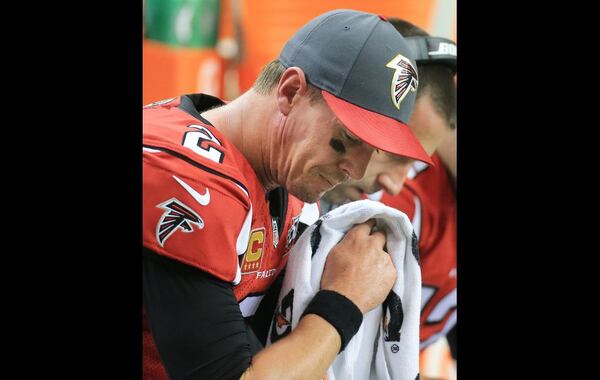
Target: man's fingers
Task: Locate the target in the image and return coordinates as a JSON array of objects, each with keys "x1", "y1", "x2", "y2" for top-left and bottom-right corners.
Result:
[
  {"x1": 347, "y1": 219, "x2": 387, "y2": 248},
  {"x1": 347, "y1": 219, "x2": 376, "y2": 236},
  {"x1": 370, "y1": 230, "x2": 386, "y2": 247}
]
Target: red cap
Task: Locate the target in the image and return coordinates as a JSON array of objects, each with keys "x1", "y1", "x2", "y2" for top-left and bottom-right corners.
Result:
[{"x1": 322, "y1": 91, "x2": 434, "y2": 166}]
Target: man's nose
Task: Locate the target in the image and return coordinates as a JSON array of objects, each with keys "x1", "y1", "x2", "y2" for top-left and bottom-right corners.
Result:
[
  {"x1": 378, "y1": 163, "x2": 412, "y2": 195},
  {"x1": 339, "y1": 146, "x2": 374, "y2": 180}
]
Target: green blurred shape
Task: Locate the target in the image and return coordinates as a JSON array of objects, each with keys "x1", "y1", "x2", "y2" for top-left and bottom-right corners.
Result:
[{"x1": 145, "y1": 0, "x2": 221, "y2": 48}]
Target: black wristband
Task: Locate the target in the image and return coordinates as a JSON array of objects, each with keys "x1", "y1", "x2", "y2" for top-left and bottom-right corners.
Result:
[{"x1": 301, "y1": 290, "x2": 363, "y2": 352}]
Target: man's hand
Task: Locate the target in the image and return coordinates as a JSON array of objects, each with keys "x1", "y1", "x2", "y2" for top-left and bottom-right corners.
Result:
[{"x1": 321, "y1": 219, "x2": 396, "y2": 313}]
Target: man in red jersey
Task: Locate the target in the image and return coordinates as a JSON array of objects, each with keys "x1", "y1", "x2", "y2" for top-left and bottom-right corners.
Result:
[
  {"x1": 319, "y1": 17, "x2": 458, "y2": 369},
  {"x1": 143, "y1": 10, "x2": 433, "y2": 380}
]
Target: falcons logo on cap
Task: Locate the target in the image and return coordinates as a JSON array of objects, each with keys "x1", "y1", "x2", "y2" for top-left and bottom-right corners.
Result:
[
  {"x1": 386, "y1": 54, "x2": 418, "y2": 110},
  {"x1": 155, "y1": 198, "x2": 205, "y2": 246}
]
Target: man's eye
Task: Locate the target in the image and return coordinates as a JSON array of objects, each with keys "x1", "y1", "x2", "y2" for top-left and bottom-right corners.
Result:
[
  {"x1": 342, "y1": 130, "x2": 360, "y2": 144},
  {"x1": 329, "y1": 138, "x2": 346, "y2": 154}
]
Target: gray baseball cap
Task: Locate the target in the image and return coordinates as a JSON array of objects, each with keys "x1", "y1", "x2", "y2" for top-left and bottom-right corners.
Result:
[{"x1": 279, "y1": 9, "x2": 433, "y2": 165}]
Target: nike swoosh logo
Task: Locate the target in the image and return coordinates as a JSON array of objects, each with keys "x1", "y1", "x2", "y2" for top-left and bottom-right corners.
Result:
[{"x1": 173, "y1": 176, "x2": 210, "y2": 206}]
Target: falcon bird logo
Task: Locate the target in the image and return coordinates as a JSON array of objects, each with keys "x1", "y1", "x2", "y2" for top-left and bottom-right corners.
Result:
[
  {"x1": 270, "y1": 289, "x2": 294, "y2": 343},
  {"x1": 385, "y1": 54, "x2": 418, "y2": 110},
  {"x1": 275, "y1": 311, "x2": 291, "y2": 329},
  {"x1": 155, "y1": 198, "x2": 205, "y2": 246}
]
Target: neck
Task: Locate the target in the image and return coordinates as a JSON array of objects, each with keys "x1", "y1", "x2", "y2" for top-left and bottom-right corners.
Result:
[{"x1": 201, "y1": 90, "x2": 282, "y2": 193}]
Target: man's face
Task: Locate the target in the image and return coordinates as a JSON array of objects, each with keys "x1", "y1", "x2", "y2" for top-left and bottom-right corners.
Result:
[
  {"x1": 278, "y1": 93, "x2": 375, "y2": 203},
  {"x1": 323, "y1": 93, "x2": 451, "y2": 204}
]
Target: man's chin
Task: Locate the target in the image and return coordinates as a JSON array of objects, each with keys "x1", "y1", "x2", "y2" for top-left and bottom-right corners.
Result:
[
  {"x1": 288, "y1": 186, "x2": 326, "y2": 204},
  {"x1": 298, "y1": 193, "x2": 323, "y2": 204},
  {"x1": 320, "y1": 186, "x2": 355, "y2": 204}
]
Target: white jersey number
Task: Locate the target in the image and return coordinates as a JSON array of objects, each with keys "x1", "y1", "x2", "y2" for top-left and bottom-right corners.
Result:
[
  {"x1": 421, "y1": 285, "x2": 457, "y2": 324},
  {"x1": 182, "y1": 125, "x2": 224, "y2": 163}
]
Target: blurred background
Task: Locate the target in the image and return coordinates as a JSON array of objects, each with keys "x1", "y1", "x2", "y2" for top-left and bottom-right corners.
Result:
[
  {"x1": 143, "y1": 1, "x2": 456, "y2": 378},
  {"x1": 143, "y1": 0, "x2": 455, "y2": 104}
]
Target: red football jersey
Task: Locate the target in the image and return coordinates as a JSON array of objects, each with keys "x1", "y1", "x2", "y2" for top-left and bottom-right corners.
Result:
[
  {"x1": 142, "y1": 95, "x2": 304, "y2": 379},
  {"x1": 380, "y1": 153, "x2": 457, "y2": 350}
]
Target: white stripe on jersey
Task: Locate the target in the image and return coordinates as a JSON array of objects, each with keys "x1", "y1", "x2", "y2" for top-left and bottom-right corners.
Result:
[
  {"x1": 235, "y1": 183, "x2": 249, "y2": 198},
  {"x1": 233, "y1": 206, "x2": 253, "y2": 285},
  {"x1": 411, "y1": 195, "x2": 422, "y2": 239},
  {"x1": 239, "y1": 294, "x2": 265, "y2": 317},
  {"x1": 420, "y1": 309, "x2": 457, "y2": 350},
  {"x1": 428, "y1": 288, "x2": 457, "y2": 323},
  {"x1": 143, "y1": 147, "x2": 162, "y2": 153},
  {"x1": 409, "y1": 161, "x2": 430, "y2": 179}
]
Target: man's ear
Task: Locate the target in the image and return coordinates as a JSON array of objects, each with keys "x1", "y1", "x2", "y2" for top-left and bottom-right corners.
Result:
[{"x1": 276, "y1": 67, "x2": 308, "y2": 116}]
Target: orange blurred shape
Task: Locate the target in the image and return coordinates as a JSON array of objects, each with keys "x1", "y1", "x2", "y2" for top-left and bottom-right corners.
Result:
[
  {"x1": 143, "y1": 39, "x2": 224, "y2": 105},
  {"x1": 419, "y1": 337, "x2": 456, "y2": 380}
]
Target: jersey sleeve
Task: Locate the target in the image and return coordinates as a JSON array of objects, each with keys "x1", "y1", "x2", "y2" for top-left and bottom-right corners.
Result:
[
  {"x1": 143, "y1": 148, "x2": 252, "y2": 283},
  {"x1": 143, "y1": 248, "x2": 253, "y2": 379}
]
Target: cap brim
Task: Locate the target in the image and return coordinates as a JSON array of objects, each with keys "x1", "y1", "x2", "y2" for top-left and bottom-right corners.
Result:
[{"x1": 322, "y1": 90, "x2": 434, "y2": 166}]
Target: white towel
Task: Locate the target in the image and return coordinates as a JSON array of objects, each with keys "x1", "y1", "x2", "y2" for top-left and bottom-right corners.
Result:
[{"x1": 267, "y1": 199, "x2": 421, "y2": 380}]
